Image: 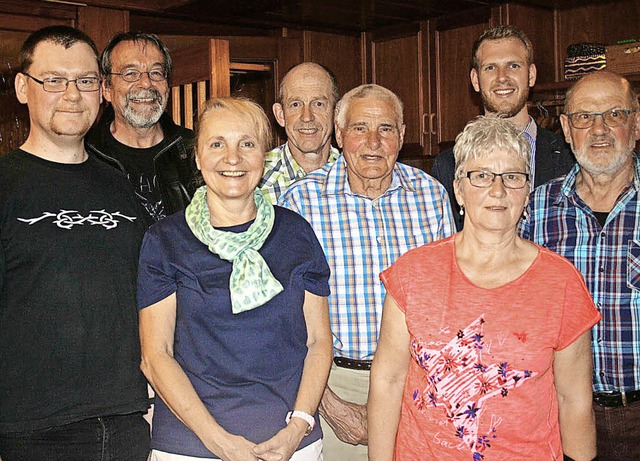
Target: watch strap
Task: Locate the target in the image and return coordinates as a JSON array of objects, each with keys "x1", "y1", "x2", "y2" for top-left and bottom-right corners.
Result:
[{"x1": 285, "y1": 410, "x2": 315, "y2": 436}]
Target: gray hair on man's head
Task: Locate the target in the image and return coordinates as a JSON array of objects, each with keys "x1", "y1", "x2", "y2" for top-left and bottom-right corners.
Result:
[
  {"x1": 453, "y1": 115, "x2": 531, "y2": 179},
  {"x1": 334, "y1": 84, "x2": 403, "y2": 130}
]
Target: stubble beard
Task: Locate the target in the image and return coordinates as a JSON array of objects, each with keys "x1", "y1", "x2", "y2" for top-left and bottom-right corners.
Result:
[
  {"x1": 123, "y1": 87, "x2": 166, "y2": 129},
  {"x1": 482, "y1": 85, "x2": 529, "y2": 119},
  {"x1": 573, "y1": 133, "x2": 635, "y2": 176}
]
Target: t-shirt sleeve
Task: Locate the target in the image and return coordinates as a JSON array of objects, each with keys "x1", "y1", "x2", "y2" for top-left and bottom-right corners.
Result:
[
  {"x1": 556, "y1": 262, "x2": 602, "y2": 351},
  {"x1": 137, "y1": 228, "x2": 177, "y2": 310},
  {"x1": 380, "y1": 256, "x2": 409, "y2": 314},
  {"x1": 302, "y1": 220, "x2": 331, "y2": 297}
]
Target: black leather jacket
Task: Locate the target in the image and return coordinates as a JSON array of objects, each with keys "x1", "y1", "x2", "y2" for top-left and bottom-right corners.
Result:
[{"x1": 85, "y1": 107, "x2": 197, "y2": 216}]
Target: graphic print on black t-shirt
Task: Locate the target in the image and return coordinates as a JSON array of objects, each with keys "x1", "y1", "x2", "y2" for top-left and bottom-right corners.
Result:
[
  {"x1": 17, "y1": 209, "x2": 136, "y2": 229},
  {"x1": 106, "y1": 132, "x2": 167, "y2": 221}
]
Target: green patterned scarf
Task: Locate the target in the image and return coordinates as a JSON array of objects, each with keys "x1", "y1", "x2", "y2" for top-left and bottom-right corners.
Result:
[{"x1": 185, "y1": 186, "x2": 283, "y2": 314}]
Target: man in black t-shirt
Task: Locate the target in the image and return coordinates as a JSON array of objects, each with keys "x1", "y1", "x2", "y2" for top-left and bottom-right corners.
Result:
[
  {"x1": 86, "y1": 32, "x2": 196, "y2": 222},
  {"x1": 0, "y1": 26, "x2": 149, "y2": 460}
]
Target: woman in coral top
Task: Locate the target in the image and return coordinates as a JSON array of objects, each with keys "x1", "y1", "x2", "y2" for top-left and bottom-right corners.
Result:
[{"x1": 368, "y1": 116, "x2": 600, "y2": 461}]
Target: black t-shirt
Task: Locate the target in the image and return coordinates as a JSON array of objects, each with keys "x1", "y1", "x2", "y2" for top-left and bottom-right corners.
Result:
[
  {"x1": 0, "y1": 149, "x2": 149, "y2": 432},
  {"x1": 106, "y1": 132, "x2": 167, "y2": 221}
]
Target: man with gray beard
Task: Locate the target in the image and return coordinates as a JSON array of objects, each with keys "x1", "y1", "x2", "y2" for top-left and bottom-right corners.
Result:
[{"x1": 86, "y1": 32, "x2": 196, "y2": 222}]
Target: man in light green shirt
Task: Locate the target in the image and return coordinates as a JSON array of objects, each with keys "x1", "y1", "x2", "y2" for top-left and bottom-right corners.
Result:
[{"x1": 259, "y1": 62, "x2": 340, "y2": 203}]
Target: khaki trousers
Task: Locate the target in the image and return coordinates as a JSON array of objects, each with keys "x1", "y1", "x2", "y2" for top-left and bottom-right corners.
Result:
[{"x1": 320, "y1": 363, "x2": 370, "y2": 461}]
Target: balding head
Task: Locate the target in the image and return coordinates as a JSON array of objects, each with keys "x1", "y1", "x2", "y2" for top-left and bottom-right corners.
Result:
[
  {"x1": 560, "y1": 70, "x2": 639, "y2": 178},
  {"x1": 273, "y1": 62, "x2": 339, "y2": 168},
  {"x1": 564, "y1": 71, "x2": 638, "y2": 114},
  {"x1": 279, "y1": 62, "x2": 339, "y2": 104}
]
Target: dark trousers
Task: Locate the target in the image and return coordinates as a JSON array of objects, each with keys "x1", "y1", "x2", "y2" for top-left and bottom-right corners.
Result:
[
  {"x1": 0, "y1": 412, "x2": 150, "y2": 461},
  {"x1": 594, "y1": 400, "x2": 640, "y2": 461}
]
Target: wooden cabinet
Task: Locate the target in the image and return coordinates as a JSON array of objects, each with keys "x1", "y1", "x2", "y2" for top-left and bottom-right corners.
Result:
[
  {"x1": 371, "y1": 23, "x2": 427, "y2": 157},
  {"x1": 371, "y1": 11, "x2": 489, "y2": 161}
]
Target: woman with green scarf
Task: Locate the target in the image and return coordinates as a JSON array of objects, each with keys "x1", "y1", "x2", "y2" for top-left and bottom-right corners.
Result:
[{"x1": 137, "y1": 97, "x2": 333, "y2": 461}]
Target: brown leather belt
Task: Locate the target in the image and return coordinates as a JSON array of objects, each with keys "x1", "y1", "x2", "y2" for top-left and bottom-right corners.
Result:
[
  {"x1": 333, "y1": 356, "x2": 372, "y2": 371},
  {"x1": 593, "y1": 390, "x2": 640, "y2": 407}
]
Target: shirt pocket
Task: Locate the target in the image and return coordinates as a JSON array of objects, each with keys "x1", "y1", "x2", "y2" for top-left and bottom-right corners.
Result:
[{"x1": 626, "y1": 240, "x2": 640, "y2": 291}]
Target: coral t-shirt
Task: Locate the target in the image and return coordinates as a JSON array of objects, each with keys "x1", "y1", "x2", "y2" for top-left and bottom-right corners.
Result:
[{"x1": 380, "y1": 236, "x2": 601, "y2": 461}]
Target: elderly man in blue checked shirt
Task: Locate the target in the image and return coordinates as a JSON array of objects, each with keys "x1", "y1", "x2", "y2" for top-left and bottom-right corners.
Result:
[
  {"x1": 521, "y1": 70, "x2": 640, "y2": 461},
  {"x1": 279, "y1": 83, "x2": 454, "y2": 461}
]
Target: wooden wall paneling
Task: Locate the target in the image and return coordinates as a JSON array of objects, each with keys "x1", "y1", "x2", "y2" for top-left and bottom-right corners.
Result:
[
  {"x1": 557, "y1": 0, "x2": 640, "y2": 78},
  {"x1": 421, "y1": 20, "x2": 436, "y2": 156},
  {"x1": 434, "y1": 21, "x2": 487, "y2": 148},
  {"x1": 77, "y1": 6, "x2": 129, "y2": 53},
  {"x1": 0, "y1": 0, "x2": 76, "y2": 30},
  {"x1": 372, "y1": 33, "x2": 422, "y2": 153},
  {"x1": 500, "y1": 3, "x2": 557, "y2": 84},
  {"x1": 302, "y1": 31, "x2": 364, "y2": 97},
  {"x1": 209, "y1": 38, "x2": 231, "y2": 97},
  {"x1": 171, "y1": 87, "x2": 181, "y2": 126},
  {"x1": 0, "y1": 13, "x2": 73, "y2": 33}
]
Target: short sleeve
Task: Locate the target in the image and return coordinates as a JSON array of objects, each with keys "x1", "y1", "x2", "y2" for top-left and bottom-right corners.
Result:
[
  {"x1": 556, "y1": 263, "x2": 602, "y2": 350},
  {"x1": 137, "y1": 229, "x2": 178, "y2": 310},
  {"x1": 301, "y1": 218, "x2": 331, "y2": 297},
  {"x1": 380, "y1": 258, "x2": 409, "y2": 314}
]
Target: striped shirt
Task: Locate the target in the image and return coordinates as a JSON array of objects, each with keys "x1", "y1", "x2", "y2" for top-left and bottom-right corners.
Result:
[
  {"x1": 258, "y1": 142, "x2": 340, "y2": 204},
  {"x1": 521, "y1": 157, "x2": 640, "y2": 392},
  {"x1": 279, "y1": 155, "x2": 454, "y2": 359}
]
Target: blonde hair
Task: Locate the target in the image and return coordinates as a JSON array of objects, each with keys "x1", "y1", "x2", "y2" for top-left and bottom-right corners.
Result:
[
  {"x1": 453, "y1": 115, "x2": 530, "y2": 179},
  {"x1": 196, "y1": 97, "x2": 272, "y2": 153}
]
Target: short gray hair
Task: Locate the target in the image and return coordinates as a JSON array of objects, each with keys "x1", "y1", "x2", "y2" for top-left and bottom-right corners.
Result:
[
  {"x1": 101, "y1": 32, "x2": 172, "y2": 86},
  {"x1": 454, "y1": 115, "x2": 531, "y2": 179},
  {"x1": 334, "y1": 84, "x2": 403, "y2": 130}
]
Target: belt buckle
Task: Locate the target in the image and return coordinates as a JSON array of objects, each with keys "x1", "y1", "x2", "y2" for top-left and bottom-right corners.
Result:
[{"x1": 621, "y1": 391, "x2": 628, "y2": 406}]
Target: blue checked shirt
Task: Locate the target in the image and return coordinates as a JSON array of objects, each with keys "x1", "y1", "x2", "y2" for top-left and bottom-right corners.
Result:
[
  {"x1": 279, "y1": 155, "x2": 454, "y2": 360},
  {"x1": 521, "y1": 157, "x2": 640, "y2": 393},
  {"x1": 258, "y1": 142, "x2": 341, "y2": 204}
]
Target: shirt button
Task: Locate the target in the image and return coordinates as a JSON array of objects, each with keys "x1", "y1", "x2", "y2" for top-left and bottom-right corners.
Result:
[
  {"x1": 599, "y1": 266, "x2": 605, "y2": 273},
  {"x1": 377, "y1": 236, "x2": 382, "y2": 244}
]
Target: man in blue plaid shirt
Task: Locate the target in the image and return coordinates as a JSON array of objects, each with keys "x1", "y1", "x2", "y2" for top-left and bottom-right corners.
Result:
[
  {"x1": 522, "y1": 71, "x2": 640, "y2": 461},
  {"x1": 280, "y1": 84, "x2": 454, "y2": 460}
]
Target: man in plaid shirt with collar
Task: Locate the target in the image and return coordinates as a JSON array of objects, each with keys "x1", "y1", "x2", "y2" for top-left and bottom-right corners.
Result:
[
  {"x1": 259, "y1": 62, "x2": 341, "y2": 203},
  {"x1": 522, "y1": 71, "x2": 640, "y2": 461},
  {"x1": 280, "y1": 84, "x2": 454, "y2": 460}
]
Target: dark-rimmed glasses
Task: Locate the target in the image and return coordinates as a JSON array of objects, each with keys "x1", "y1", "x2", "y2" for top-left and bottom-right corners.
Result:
[
  {"x1": 109, "y1": 69, "x2": 167, "y2": 83},
  {"x1": 566, "y1": 109, "x2": 635, "y2": 129},
  {"x1": 23, "y1": 73, "x2": 100, "y2": 93},
  {"x1": 464, "y1": 170, "x2": 530, "y2": 189}
]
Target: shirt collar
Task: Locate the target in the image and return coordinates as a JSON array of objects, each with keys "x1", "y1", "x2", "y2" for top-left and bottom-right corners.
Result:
[
  {"x1": 523, "y1": 116, "x2": 537, "y2": 144},
  {"x1": 557, "y1": 153, "x2": 640, "y2": 205},
  {"x1": 322, "y1": 155, "x2": 417, "y2": 197},
  {"x1": 283, "y1": 142, "x2": 341, "y2": 178}
]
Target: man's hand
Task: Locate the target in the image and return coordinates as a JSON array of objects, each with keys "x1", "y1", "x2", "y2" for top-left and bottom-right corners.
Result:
[{"x1": 318, "y1": 386, "x2": 368, "y2": 445}]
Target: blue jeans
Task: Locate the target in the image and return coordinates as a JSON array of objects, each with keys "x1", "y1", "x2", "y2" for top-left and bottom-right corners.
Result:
[
  {"x1": 0, "y1": 412, "x2": 150, "y2": 461},
  {"x1": 594, "y1": 400, "x2": 640, "y2": 461}
]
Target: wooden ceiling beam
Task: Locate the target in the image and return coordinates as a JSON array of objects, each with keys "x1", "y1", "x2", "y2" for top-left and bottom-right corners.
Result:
[{"x1": 64, "y1": 0, "x2": 196, "y2": 13}]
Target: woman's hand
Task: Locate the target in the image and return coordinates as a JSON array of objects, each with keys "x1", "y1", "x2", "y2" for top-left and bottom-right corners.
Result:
[
  {"x1": 213, "y1": 433, "x2": 260, "y2": 461},
  {"x1": 251, "y1": 420, "x2": 307, "y2": 461}
]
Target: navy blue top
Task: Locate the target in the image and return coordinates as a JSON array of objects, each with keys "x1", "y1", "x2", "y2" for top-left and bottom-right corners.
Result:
[{"x1": 137, "y1": 206, "x2": 330, "y2": 458}]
